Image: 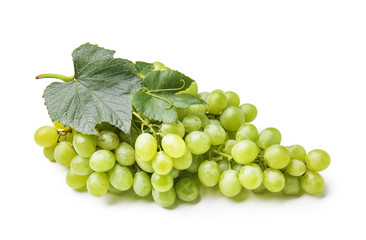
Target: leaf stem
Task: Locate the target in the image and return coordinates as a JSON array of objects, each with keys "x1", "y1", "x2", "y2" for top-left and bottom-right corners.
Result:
[
  {"x1": 147, "y1": 79, "x2": 186, "y2": 93},
  {"x1": 144, "y1": 92, "x2": 172, "y2": 109},
  {"x1": 36, "y1": 73, "x2": 74, "y2": 82},
  {"x1": 210, "y1": 148, "x2": 232, "y2": 160},
  {"x1": 132, "y1": 111, "x2": 159, "y2": 139}
]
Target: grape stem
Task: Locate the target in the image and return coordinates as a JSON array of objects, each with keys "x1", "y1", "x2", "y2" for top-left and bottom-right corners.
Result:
[
  {"x1": 36, "y1": 73, "x2": 74, "y2": 82},
  {"x1": 132, "y1": 111, "x2": 159, "y2": 139},
  {"x1": 146, "y1": 79, "x2": 186, "y2": 93},
  {"x1": 210, "y1": 148, "x2": 232, "y2": 160}
]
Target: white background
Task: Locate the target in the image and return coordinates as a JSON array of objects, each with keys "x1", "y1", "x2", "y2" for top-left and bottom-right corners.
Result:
[{"x1": 1, "y1": 0, "x2": 365, "y2": 239}]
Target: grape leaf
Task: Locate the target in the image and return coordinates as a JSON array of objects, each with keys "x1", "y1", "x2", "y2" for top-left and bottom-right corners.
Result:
[
  {"x1": 43, "y1": 43, "x2": 143, "y2": 135},
  {"x1": 133, "y1": 70, "x2": 205, "y2": 123},
  {"x1": 128, "y1": 61, "x2": 154, "y2": 78}
]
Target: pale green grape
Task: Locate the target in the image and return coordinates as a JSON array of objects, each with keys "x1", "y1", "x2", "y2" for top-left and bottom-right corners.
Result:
[
  {"x1": 66, "y1": 169, "x2": 89, "y2": 190},
  {"x1": 282, "y1": 173, "x2": 300, "y2": 195},
  {"x1": 34, "y1": 126, "x2": 59, "y2": 147},
  {"x1": 258, "y1": 127, "x2": 282, "y2": 150},
  {"x1": 87, "y1": 172, "x2": 109, "y2": 197},
  {"x1": 231, "y1": 140, "x2": 258, "y2": 164},
  {"x1": 198, "y1": 92, "x2": 210, "y2": 101},
  {"x1": 252, "y1": 183, "x2": 266, "y2": 193},
  {"x1": 211, "y1": 89, "x2": 224, "y2": 93},
  {"x1": 70, "y1": 155, "x2": 93, "y2": 175},
  {"x1": 198, "y1": 160, "x2": 221, "y2": 187},
  {"x1": 178, "y1": 81, "x2": 198, "y2": 96},
  {"x1": 43, "y1": 143, "x2": 58, "y2": 162},
  {"x1": 222, "y1": 140, "x2": 236, "y2": 155},
  {"x1": 152, "y1": 188, "x2": 176, "y2": 208},
  {"x1": 239, "y1": 163, "x2": 264, "y2": 189},
  {"x1": 97, "y1": 130, "x2": 120, "y2": 150},
  {"x1": 108, "y1": 163, "x2": 133, "y2": 191},
  {"x1": 108, "y1": 184, "x2": 123, "y2": 195},
  {"x1": 300, "y1": 171, "x2": 325, "y2": 195},
  {"x1": 206, "y1": 91, "x2": 228, "y2": 115},
  {"x1": 286, "y1": 159, "x2": 306, "y2": 176},
  {"x1": 219, "y1": 170, "x2": 242, "y2": 197},
  {"x1": 287, "y1": 144, "x2": 306, "y2": 161},
  {"x1": 182, "y1": 114, "x2": 202, "y2": 132},
  {"x1": 54, "y1": 142, "x2": 77, "y2": 167},
  {"x1": 160, "y1": 121, "x2": 185, "y2": 138},
  {"x1": 263, "y1": 169, "x2": 285, "y2": 192},
  {"x1": 190, "y1": 112, "x2": 211, "y2": 128},
  {"x1": 161, "y1": 134, "x2": 186, "y2": 158},
  {"x1": 114, "y1": 142, "x2": 135, "y2": 166},
  {"x1": 305, "y1": 149, "x2": 331, "y2": 172},
  {"x1": 185, "y1": 131, "x2": 211, "y2": 154},
  {"x1": 133, "y1": 171, "x2": 152, "y2": 197},
  {"x1": 217, "y1": 160, "x2": 229, "y2": 172},
  {"x1": 224, "y1": 91, "x2": 240, "y2": 107},
  {"x1": 264, "y1": 145, "x2": 291, "y2": 169},
  {"x1": 186, "y1": 154, "x2": 204, "y2": 173},
  {"x1": 239, "y1": 103, "x2": 257, "y2": 123},
  {"x1": 135, "y1": 153, "x2": 154, "y2": 173},
  {"x1": 204, "y1": 124, "x2": 226, "y2": 145},
  {"x1": 172, "y1": 149, "x2": 192, "y2": 170},
  {"x1": 176, "y1": 178, "x2": 199, "y2": 202},
  {"x1": 152, "y1": 151, "x2": 173, "y2": 175},
  {"x1": 73, "y1": 133, "x2": 96, "y2": 157},
  {"x1": 236, "y1": 124, "x2": 259, "y2": 143},
  {"x1": 135, "y1": 133, "x2": 157, "y2": 162},
  {"x1": 53, "y1": 121, "x2": 70, "y2": 131},
  {"x1": 210, "y1": 119, "x2": 222, "y2": 126},
  {"x1": 232, "y1": 163, "x2": 243, "y2": 172},
  {"x1": 170, "y1": 168, "x2": 180, "y2": 178},
  {"x1": 219, "y1": 106, "x2": 245, "y2": 131},
  {"x1": 189, "y1": 104, "x2": 207, "y2": 114},
  {"x1": 89, "y1": 150, "x2": 116, "y2": 172},
  {"x1": 151, "y1": 173, "x2": 174, "y2": 192},
  {"x1": 175, "y1": 107, "x2": 189, "y2": 121}
]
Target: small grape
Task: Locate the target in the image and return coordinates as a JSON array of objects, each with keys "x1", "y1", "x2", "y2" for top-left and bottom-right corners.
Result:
[
  {"x1": 198, "y1": 160, "x2": 221, "y2": 187},
  {"x1": 151, "y1": 173, "x2": 174, "y2": 192},
  {"x1": 176, "y1": 178, "x2": 199, "y2": 202},
  {"x1": 305, "y1": 149, "x2": 331, "y2": 172},
  {"x1": 54, "y1": 142, "x2": 77, "y2": 167},
  {"x1": 239, "y1": 163, "x2": 263, "y2": 189},
  {"x1": 108, "y1": 163, "x2": 133, "y2": 191},
  {"x1": 152, "y1": 188, "x2": 176, "y2": 208},
  {"x1": 73, "y1": 133, "x2": 96, "y2": 158},
  {"x1": 135, "y1": 133, "x2": 157, "y2": 162},
  {"x1": 43, "y1": 143, "x2": 58, "y2": 162},
  {"x1": 172, "y1": 149, "x2": 192, "y2": 170},
  {"x1": 264, "y1": 145, "x2": 291, "y2": 169},
  {"x1": 152, "y1": 151, "x2": 173, "y2": 175},
  {"x1": 204, "y1": 124, "x2": 226, "y2": 146},
  {"x1": 87, "y1": 172, "x2": 109, "y2": 197},
  {"x1": 135, "y1": 153, "x2": 154, "y2": 173},
  {"x1": 66, "y1": 169, "x2": 89, "y2": 190},
  {"x1": 239, "y1": 103, "x2": 257, "y2": 123},
  {"x1": 286, "y1": 159, "x2": 306, "y2": 176},
  {"x1": 224, "y1": 91, "x2": 240, "y2": 107},
  {"x1": 252, "y1": 183, "x2": 266, "y2": 194},
  {"x1": 34, "y1": 126, "x2": 59, "y2": 147},
  {"x1": 160, "y1": 121, "x2": 185, "y2": 138},
  {"x1": 133, "y1": 171, "x2": 152, "y2": 197},
  {"x1": 222, "y1": 140, "x2": 237, "y2": 155},
  {"x1": 185, "y1": 131, "x2": 211, "y2": 155},
  {"x1": 89, "y1": 149, "x2": 116, "y2": 172},
  {"x1": 287, "y1": 144, "x2": 306, "y2": 161},
  {"x1": 161, "y1": 134, "x2": 186, "y2": 158},
  {"x1": 190, "y1": 112, "x2": 211, "y2": 128},
  {"x1": 258, "y1": 127, "x2": 282, "y2": 150},
  {"x1": 282, "y1": 173, "x2": 300, "y2": 195},
  {"x1": 182, "y1": 114, "x2": 202, "y2": 133},
  {"x1": 263, "y1": 169, "x2": 285, "y2": 192},
  {"x1": 219, "y1": 170, "x2": 242, "y2": 197},
  {"x1": 300, "y1": 171, "x2": 325, "y2": 195},
  {"x1": 70, "y1": 155, "x2": 93, "y2": 175},
  {"x1": 209, "y1": 119, "x2": 222, "y2": 127},
  {"x1": 206, "y1": 91, "x2": 228, "y2": 115},
  {"x1": 170, "y1": 168, "x2": 180, "y2": 178},
  {"x1": 231, "y1": 140, "x2": 258, "y2": 164},
  {"x1": 188, "y1": 104, "x2": 207, "y2": 114},
  {"x1": 97, "y1": 130, "x2": 120, "y2": 150},
  {"x1": 236, "y1": 124, "x2": 259, "y2": 143},
  {"x1": 114, "y1": 142, "x2": 135, "y2": 166},
  {"x1": 217, "y1": 160, "x2": 229, "y2": 172},
  {"x1": 219, "y1": 106, "x2": 245, "y2": 131}
]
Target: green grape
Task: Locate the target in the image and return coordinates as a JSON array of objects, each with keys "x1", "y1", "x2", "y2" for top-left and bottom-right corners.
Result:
[
  {"x1": 203, "y1": 124, "x2": 226, "y2": 145},
  {"x1": 287, "y1": 144, "x2": 306, "y2": 161},
  {"x1": 161, "y1": 134, "x2": 186, "y2": 158},
  {"x1": 231, "y1": 140, "x2": 258, "y2": 164},
  {"x1": 210, "y1": 119, "x2": 222, "y2": 126},
  {"x1": 114, "y1": 142, "x2": 135, "y2": 166},
  {"x1": 286, "y1": 159, "x2": 306, "y2": 176},
  {"x1": 135, "y1": 153, "x2": 154, "y2": 173},
  {"x1": 263, "y1": 169, "x2": 285, "y2": 192},
  {"x1": 133, "y1": 171, "x2": 152, "y2": 197},
  {"x1": 186, "y1": 154, "x2": 204, "y2": 173},
  {"x1": 34, "y1": 126, "x2": 59, "y2": 147},
  {"x1": 182, "y1": 114, "x2": 202, "y2": 133},
  {"x1": 219, "y1": 106, "x2": 245, "y2": 131},
  {"x1": 185, "y1": 131, "x2": 211, "y2": 155},
  {"x1": 73, "y1": 133, "x2": 96, "y2": 158},
  {"x1": 232, "y1": 163, "x2": 243, "y2": 172},
  {"x1": 70, "y1": 155, "x2": 93, "y2": 175},
  {"x1": 66, "y1": 169, "x2": 89, "y2": 190},
  {"x1": 175, "y1": 107, "x2": 189, "y2": 121},
  {"x1": 211, "y1": 89, "x2": 224, "y2": 93},
  {"x1": 172, "y1": 149, "x2": 192, "y2": 170},
  {"x1": 135, "y1": 133, "x2": 157, "y2": 162},
  {"x1": 282, "y1": 173, "x2": 300, "y2": 195},
  {"x1": 239, "y1": 163, "x2": 263, "y2": 189},
  {"x1": 239, "y1": 103, "x2": 257, "y2": 123},
  {"x1": 108, "y1": 163, "x2": 133, "y2": 191},
  {"x1": 170, "y1": 168, "x2": 180, "y2": 178},
  {"x1": 89, "y1": 149, "x2": 116, "y2": 172},
  {"x1": 224, "y1": 91, "x2": 240, "y2": 107},
  {"x1": 153, "y1": 61, "x2": 170, "y2": 71},
  {"x1": 108, "y1": 184, "x2": 123, "y2": 195},
  {"x1": 300, "y1": 171, "x2": 325, "y2": 195},
  {"x1": 252, "y1": 183, "x2": 266, "y2": 193},
  {"x1": 206, "y1": 91, "x2": 228, "y2": 115},
  {"x1": 152, "y1": 151, "x2": 173, "y2": 175},
  {"x1": 176, "y1": 178, "x2": 199, "y2": 202},
  {"x1": 53, "y1": 121, "x2": 71, "y2": 131},
  {"x1": 96, "y1": 130, "x2": 120, "y2": 150},
  {"x1": 152, "y1": 187, "x2": 176, "y2": 208},
  {"x1": 43, "y1": 143, "x2": 58, "y2": 162},
  {"x1": 190, "y1": 112, "x2": 211, "y2": 128},
  {"x1": 217, "y1": 160, "x2": 229, "y2": 172},
  {"x1": 160, "y1": 121, "x2": 185, "y2": 138},
  {"x1": 198, "y1": 92, "x2": 210, "y2": 101},
  {"x1": 219, "y1": 170, "x2": 242, "y2": 197},
  {"x1": 54, "y1": 142, "x2": 77, "y2": 167},
  {"x1": 188, "y1": 104, "x2": 207, "y2": 114},
  {"x1": 258, "y1": 127, "x2": 282, "y2": 150},
  {"x1": 264, "y1": 145, "x2": 291, "y2": 169},
  {"x1": 198, "y1": 160, "x2": 221, "y2": 187},
  {"x1": 222, "y1": 140, "x2": 236, "y2": 155},
  {"x1": 305, "y1": 149, "x2": 331, "y2": 172},
  {"x1": 236, "y1": 124, "x2": 259, "y2": 143},
  {"x1": 151, "y1": 173, "x2": 174, "y2": 192},
  {"x1": 178, "y1": 81, "x2": 198, "y2": 96},
  {"x1": 87, "y1": 172, "x2": 109, "y2": 197}
]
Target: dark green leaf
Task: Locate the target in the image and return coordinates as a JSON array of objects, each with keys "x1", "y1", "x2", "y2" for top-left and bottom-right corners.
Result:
[
  {"x1": 143, "y1": 70, "x2": 194, "y2": 92},
  {"x1": 128, "y1": 61, "x2": 154, "y2": 78}
]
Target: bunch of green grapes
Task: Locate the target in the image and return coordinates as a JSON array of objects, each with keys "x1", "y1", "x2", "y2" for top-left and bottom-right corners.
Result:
[{"x1": 34, "y1": 87, "x2": 331, "y2": 208}]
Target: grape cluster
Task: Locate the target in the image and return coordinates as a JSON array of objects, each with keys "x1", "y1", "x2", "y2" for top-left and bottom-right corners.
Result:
[{"x1": 34, "y1": 90, "x2": 330, "y2": 208}]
